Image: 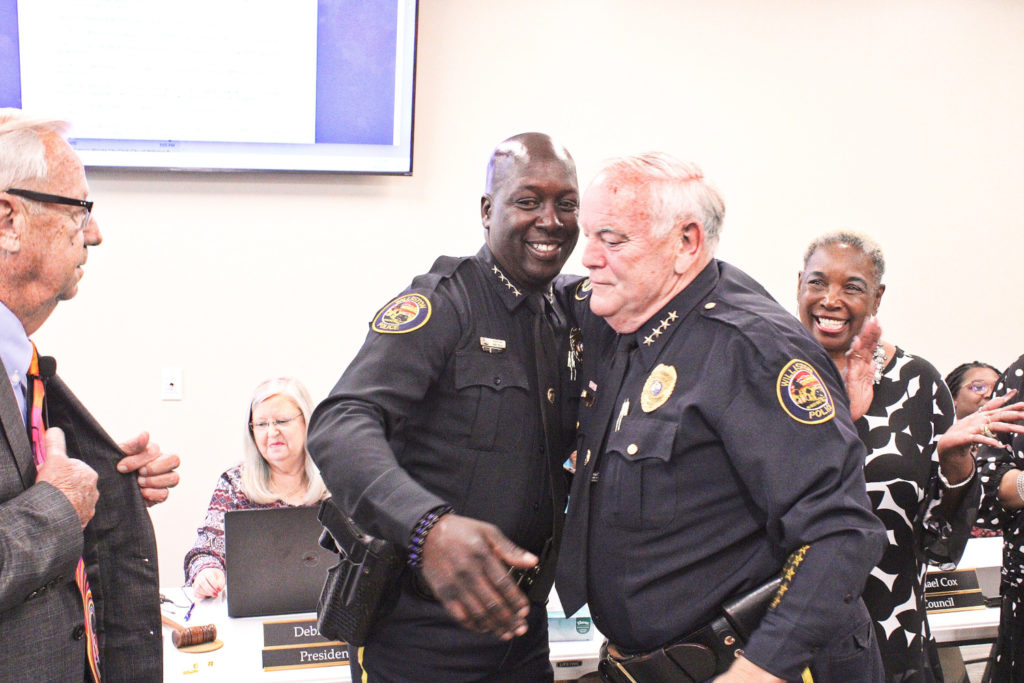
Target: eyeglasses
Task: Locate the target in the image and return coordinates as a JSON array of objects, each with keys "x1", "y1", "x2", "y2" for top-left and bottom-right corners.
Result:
[
  {"x1": 4, "y1": 188, "x2": 94, "y2": 230},
  {"x1": 250, "y1": 414, "x2": 303, "y2": 432},
  {"x1": 967, "y1": 381, "x2": 993, "y2": 395}
]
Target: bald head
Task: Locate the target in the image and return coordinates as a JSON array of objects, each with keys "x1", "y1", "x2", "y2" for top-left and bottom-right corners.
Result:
[
  {"x1": 479, "y1": 132, "x2": 579, "y2": 292},
  {"x1": 484, "y1": 132, "x2": 576, "y2": 196}
]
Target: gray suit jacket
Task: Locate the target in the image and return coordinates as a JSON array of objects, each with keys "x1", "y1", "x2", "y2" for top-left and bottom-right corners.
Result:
[{"x1": 0, "y1": 356, "x2": 162, "y2": 681}]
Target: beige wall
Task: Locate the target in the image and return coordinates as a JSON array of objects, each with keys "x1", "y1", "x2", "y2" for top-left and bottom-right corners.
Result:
[{"x1": 32, "y1": 0, "x2": 1024, "y2": 583}]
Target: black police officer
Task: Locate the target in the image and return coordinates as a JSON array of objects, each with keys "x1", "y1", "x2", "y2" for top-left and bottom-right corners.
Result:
[{"x1": 308, "y1": 132, "x2": 580, "y2": 681}]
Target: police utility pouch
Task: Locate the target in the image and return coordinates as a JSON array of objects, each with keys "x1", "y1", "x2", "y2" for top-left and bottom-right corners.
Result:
[{"x1": 315, "y1": 498, "x2": 402, "y2": 646}]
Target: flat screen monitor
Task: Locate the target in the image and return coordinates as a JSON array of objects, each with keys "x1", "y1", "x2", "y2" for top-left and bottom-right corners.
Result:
[{"x1": 0, "y1": 0, "x2": 418, "y2": 174}]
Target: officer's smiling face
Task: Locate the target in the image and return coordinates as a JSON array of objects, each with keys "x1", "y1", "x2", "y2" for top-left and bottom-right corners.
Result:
[{"x1": 482, "y1": 146, "x2": 579, "y2": 293}]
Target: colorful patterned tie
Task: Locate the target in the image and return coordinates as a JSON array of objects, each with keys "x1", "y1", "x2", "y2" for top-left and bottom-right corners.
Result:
[{"x1": 28, "y1": 343, "x2": 102, "y2": 682}]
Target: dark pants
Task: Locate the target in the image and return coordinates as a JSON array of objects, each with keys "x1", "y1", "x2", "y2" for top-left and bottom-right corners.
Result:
[
  {"x1": 807, "y1": 600, "x2": 885, "y2": 683},
  {"x1": 351, "y1": 577, "x2": 553, "y2": 683}
]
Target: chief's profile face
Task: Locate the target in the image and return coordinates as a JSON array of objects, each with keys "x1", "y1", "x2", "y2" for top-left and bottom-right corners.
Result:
[
  {"x1": 580, "y1": 177, "x2": 682, "y2": 333},
  {"x1": 482, "y1": 154, "x2": 579, "y2": 292},
  {"x1": 797, "y1": 242, "x2": 883, "y2": 356}
]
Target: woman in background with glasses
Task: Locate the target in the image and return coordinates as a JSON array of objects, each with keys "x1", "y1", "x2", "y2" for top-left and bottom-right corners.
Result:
[
  {"x1": 946, "y1": 362, "x2": 1001, "y2": 420},
  {"x1": 184, "y1": 377, "x2": 329, "y2": 598}
]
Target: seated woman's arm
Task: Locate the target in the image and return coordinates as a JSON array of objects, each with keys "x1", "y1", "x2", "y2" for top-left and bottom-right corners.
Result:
[{"x1": 184, "y1": 467, "x2": 247, "y2": 597}]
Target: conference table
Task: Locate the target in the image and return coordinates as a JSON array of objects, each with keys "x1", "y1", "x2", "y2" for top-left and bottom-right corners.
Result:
[
  {"x1": 161, "y1": 537, "x2": 1004, "y2": 681},
  {"x1": 160, "y1": 589, "x2": 602, "y2": 681}
]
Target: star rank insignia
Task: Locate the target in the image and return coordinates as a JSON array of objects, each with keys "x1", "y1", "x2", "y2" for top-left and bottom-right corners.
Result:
[
  {"x1": 491, "y1": 265, "x2": 521, "y2": 297},
  {"x1": 642, "y1": 311, "x2": 678, "y2": 346}
]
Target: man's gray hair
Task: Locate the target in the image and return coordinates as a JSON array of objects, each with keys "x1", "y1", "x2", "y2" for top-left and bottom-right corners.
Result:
[
  {"x1": 595, "y1": 152, "x2": 725, "y2": 242},
  {"x1": 803, "y1": 230, "x2": 886, "y2": 285},
  {"x1": 0, "y1": 108, "x2": 69, "y2": 192}
]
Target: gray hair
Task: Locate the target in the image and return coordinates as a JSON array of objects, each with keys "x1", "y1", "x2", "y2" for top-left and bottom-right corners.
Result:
[
  {"x1": 594, "y1": 152, "x2": 725, "y2": 242},
  {"x1": 803, "y1": 231, "x2": 886, "y2": 285},
  {"x1": 0, "y1": 108, "x2": 69, "y2": 193},
  {"x1": 240, "y1": 377, "x2": 329, "y2": 506}
]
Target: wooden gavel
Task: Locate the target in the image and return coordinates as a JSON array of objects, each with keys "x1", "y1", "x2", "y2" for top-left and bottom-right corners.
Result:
[{"x1": 161, "y1": 614, "x2": 217, "y2": 648}]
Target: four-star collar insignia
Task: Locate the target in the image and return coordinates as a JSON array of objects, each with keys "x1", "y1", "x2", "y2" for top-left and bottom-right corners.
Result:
[
  {"x1": 642, "y1": 311, "x2": 678, "y2": 346},
  {"x1": 491, "y1": 265, "x2": 522, "y2": 298}
]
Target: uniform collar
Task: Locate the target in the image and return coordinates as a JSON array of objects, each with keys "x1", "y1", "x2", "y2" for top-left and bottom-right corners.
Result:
[
  {"x1": 475, "y1": 245, "x2": 554, "y2": 313},
  {"x1": 633, "y1": 259, "x2": 720, "y2": 367}
]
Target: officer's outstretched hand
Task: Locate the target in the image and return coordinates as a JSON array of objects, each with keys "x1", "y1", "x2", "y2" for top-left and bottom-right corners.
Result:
[{"x1": 420, "y1": 513, "x2": 537, "y2": 640}]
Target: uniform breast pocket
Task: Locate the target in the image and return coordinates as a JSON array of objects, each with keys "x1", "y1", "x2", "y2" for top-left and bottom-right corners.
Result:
[
  {"x1": 454, "y1": 350, "x2": 530, "y2": 450},
  {"x1": 601, "y1": 416, "x2": 678, "y2": 531}
]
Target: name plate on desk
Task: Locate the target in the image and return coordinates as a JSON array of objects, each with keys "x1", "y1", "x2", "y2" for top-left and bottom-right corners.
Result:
[
  {"x1": 925, "y1": 569, "x2": 987, "y2": 614},
  {"x1": 261, "y1": 617, "x2": 350, "y2": 671},
  {"x1": 262, "y1": 643, "x2": 350, "y2": 671},
  {"x1": 263, "y1": 618, "x2": 334, "y2": 647}
]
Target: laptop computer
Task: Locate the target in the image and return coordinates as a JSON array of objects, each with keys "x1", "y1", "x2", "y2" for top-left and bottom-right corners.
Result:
[{"x1": 224, "y1": 506, "x2": 337, "y2": 618}]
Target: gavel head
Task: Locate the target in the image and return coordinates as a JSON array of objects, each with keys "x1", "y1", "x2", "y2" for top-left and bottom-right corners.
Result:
[{"x1": 171, "y1": 623, "x2": 218, "y2": 649}]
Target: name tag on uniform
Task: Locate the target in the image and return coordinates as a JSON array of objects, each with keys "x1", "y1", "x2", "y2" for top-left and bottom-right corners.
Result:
[{"x1": 480, "y1": 337, "x2": 507, "y2": 354}]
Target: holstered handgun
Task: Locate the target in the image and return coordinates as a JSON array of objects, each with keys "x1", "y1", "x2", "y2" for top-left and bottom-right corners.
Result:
[{"x1": 316, "y1": 498, "x2": 403, "y2": 646}]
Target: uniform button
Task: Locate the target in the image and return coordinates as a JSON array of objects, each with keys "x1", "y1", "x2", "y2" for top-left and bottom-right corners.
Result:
[
  {"x1": 626, "y1": 444, "x2": 639, "y2": 455},
  {"x1": 546, "y1": 388, "x2": 556, "y2": 404},
  {"x1": 704, "y1": 302, "x2": 717, "y2": 310},
  {"x1": 843, "y1": 593, "x2": 853, "y2": 603},
  {"x1": 493, "y1": 377, "x2": 502, "y2": 386},
  {"x1": 72, "y1": 625, "x2": 86, "y2": 640}
]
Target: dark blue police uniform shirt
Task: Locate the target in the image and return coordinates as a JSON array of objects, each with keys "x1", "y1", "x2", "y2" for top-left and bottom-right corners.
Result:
[
  {"x1": 308, "y1": 245, "x2": 576, "y2": 557},
  {"x1": 560, "y1": 259, "x2": 885, "y2": 679}
]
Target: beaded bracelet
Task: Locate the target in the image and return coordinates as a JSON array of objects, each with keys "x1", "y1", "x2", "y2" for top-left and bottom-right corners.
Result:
[
  {"x1": 938, "y1": 460, "x2": 976, "y2": 489},
  {"x1": 407, "y1": 505, "x2": 454, "y2": 568},
  {"x1": 1016, "y1": 469, "x2": 1024, "y2": 505}
]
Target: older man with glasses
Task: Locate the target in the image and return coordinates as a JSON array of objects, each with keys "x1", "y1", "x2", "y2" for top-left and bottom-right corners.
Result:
[{"x1": 0, "y1": 108, "x2": 179, "y2": 681}]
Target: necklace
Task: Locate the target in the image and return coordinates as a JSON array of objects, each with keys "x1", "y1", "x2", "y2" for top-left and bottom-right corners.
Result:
[{"x1": 872, "y1": 344, "x2": 887, "y2": 384}]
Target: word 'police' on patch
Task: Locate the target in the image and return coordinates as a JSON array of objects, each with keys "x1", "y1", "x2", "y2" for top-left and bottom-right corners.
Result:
[
  {"x1": 574, "y1": 279, "x2": 592, "y2": 301},
  {"x1": 371, "y1": 293, "x2": 432, "y2": 334},
  {"x1": 776, "y1": 359, "x2": 835, "y2": 424}
]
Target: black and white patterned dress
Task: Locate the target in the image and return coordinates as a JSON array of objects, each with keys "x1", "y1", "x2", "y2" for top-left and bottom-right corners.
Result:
[
  {"x1": 977, "y1": 354, "x2": 1024, "y2": 681},
  {"x1": 858, "y1": 347, "x2": 975, "y2": 682}
]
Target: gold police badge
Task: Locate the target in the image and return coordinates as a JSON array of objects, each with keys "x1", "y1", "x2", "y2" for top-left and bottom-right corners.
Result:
[
  {"x1": 641, "y1": 364, "x2": 676, "y2": 413},
  {"x1": 371, "y1": 293, "x2": 432, "y2": 334},
  {"x1": 776, "y1": 360, "x2": 835, "y2": 424}
]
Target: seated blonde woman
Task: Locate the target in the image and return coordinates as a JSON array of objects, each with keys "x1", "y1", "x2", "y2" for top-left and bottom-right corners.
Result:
[{"x1": 184, "y1": 377, "x2": 329, "y2": 598}]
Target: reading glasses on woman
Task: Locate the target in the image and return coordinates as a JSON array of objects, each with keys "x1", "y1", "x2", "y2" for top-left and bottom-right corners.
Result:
[
  {"x1": 4, "y1": 187, "x2": 93, "y2": 229},
  {"x1": 250, "y1": 414, "x2": 303, "y2": 432}
]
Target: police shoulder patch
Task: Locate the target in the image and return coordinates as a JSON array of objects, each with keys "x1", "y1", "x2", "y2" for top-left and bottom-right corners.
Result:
[
  {"x1": 371, "y1": 293, "x2": 432, "y2": 334},
  {"x1": 776, "y1": 359, "x2": 835, "y2": 424},
  {"x1": 574, "y1": 278, "x2": 592, "y2": 301}
]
